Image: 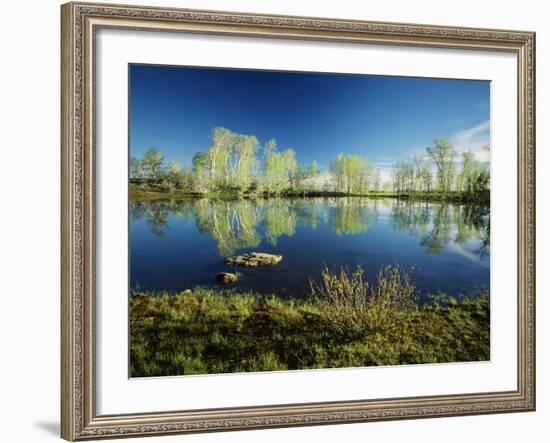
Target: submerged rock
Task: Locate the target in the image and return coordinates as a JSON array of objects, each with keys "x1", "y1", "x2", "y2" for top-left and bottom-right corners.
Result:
[
  {"x1": 216, "y1": 272, "x2": 240, "y2": 284},
  {"x1": 224, "y1": 252, "x2": 283, "y2": 267}
]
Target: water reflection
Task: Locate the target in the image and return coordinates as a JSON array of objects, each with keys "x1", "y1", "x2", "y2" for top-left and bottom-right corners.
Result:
[{"x1": 130, "y1": 197, "x2": 490, "y2": 260}]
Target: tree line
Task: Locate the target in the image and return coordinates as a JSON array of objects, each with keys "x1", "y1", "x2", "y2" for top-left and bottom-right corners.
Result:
[
  {"x1": 131, "y1": 127, "x2": 318, "y2": 194},
  {"x1": 391, "y1": 137, "x2": 490, "y2": 196},
  {"x1": 130, "y1": 127, "x2": 490, "y2": 197}
]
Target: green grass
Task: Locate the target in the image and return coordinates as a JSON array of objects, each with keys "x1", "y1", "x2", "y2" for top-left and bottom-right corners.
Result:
[
  {"x1": 130, "y1": 284, "x2": 490, "y2": 377},
  {"x1": 129, "y1": 185, "x2": 231, "y2": 201},
  {"x1": 129, "y1": 184, "x2": 489, "y2": 203}
]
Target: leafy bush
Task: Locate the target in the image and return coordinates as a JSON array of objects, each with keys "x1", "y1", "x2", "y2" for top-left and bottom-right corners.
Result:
[{"x1": 309, "y1": 265, "x2": 416, "y2": 336}]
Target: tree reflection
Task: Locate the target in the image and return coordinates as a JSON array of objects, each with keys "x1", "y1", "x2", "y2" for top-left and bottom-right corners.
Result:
[
  {"x1": 420, "y1": 204, "x2": 453, "y2": 255},
  {"x1": 264, "y1": 199, "x2": 298, "y2": 245},
  {"x1": 328, "y1": 197, "x2": 377, "y2": 235},
  {"x1": 195, "y1": 199, "x2": 262, "y2": 256},
  {"x1": 292, "y1": 199, "x2": 326, "y2": 230},
  {"x1": 390, "y1": 200, "x2": 490, "y2": 258},
  {"x1": 390, "y1": 200, "x2": 432, "y2": 239},
  {"x1": 130, "y1": 200, "x2": 193, "y2": 237},
  {"x1": 130, "y1": 197, "x2": 489, "y2": 259}
]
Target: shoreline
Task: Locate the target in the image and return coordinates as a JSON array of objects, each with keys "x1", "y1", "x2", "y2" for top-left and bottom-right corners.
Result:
[{"x1": 129, "y1": 184, "x2": 490, "y2": 204}]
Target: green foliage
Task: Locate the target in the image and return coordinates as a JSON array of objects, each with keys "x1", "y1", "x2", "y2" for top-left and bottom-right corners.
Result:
[
  {"x1": 392, "y1": 159, "x2": 415, "y2": 193},
  {"x1": 130, "y1": 282, "x2": 490, "y2": 377},
  {"x1": 130, "y1": 127, "x2": 490, "y2": 201},
  {"x1": 191, "y1": 127, "x2": 260, "y2": 192},
  {"x1": 331, "y1": 153, "x2": 374, "y2": 193},
  {"x1": 264, "y1": 147, "x2": 298, "y2": 193},
  {"x1": 309, "y1": 265, "x2": 416, "y2": 335},
  {"x1": 456, "y1": 150, "x2": 490, "y2": 196},
  {"x1": 426, "y1": 137, "x2": 456, "y2": 193},
  {"x1": 412, "y1": 154, "x2": 433, "y2": 192},
  {"x1": 146, "y1": 148, "x2": 165, "y2": 179}
]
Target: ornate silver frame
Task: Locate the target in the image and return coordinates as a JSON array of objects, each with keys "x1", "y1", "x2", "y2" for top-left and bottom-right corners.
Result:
[{"x1": 61, "y1": 2, "x2": 536, "y2": 440}]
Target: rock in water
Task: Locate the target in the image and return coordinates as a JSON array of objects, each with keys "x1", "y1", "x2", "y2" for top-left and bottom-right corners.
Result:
[
  {"x1": 224, "y1": 252, "x2": 283, "y2": 267},
  {"x1": 216, "y1": 272, "x2": 239, "y2": 284}
]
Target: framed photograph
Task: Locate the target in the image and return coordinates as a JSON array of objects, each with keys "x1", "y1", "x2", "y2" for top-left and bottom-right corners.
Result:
[{"x1": 61, "y1": 2, "x2": 536, "y2": 440}]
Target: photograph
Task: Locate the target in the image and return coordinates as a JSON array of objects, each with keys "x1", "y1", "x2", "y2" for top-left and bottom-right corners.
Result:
[
  {"x1": 57, "y1": 2, "x2": 536, "y2": 440},
  {"x1": 128, "y1": 64, "x2": 491, "y2": 377}
]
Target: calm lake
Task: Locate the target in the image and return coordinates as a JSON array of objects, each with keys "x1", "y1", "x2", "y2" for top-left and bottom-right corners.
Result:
[{"x1": 130, "y1": 197, "x2": 490, "y2": 301}]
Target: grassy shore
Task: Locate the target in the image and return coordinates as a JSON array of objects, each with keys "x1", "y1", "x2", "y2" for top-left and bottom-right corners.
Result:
[
  {"x1": 130, "y1": 184, "x2": 489, "y2": 203},
  {"x1": 130, "y1": 286, "x2": 489, "y2": 377}
]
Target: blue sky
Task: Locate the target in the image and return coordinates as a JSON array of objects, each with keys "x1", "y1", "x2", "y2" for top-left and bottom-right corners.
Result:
[{"x1": 129, "y1": 64, "x2": 490, "y2": 177}]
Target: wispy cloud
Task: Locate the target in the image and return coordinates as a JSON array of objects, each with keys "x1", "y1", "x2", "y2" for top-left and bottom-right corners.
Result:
[{"x1": 450, "y1": 120, "x2": 490, "y2": 162}]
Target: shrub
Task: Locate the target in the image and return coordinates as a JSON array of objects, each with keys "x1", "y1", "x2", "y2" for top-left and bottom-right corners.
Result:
[{"x1": 309, "y1": 264, "x2": 416, "y2": 336}]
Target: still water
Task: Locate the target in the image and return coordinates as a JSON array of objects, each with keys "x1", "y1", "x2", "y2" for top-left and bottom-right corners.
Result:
[{"x1": 130, "y1": 197, "x2": 489, "y2": 300}]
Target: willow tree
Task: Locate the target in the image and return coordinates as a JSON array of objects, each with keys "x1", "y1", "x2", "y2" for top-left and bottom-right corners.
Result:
[
  {"x1": 419, "y1": 158, "x2": 433, "y2": 192},
  {"x1": 392, "y1": 160, "x2": 414, "y2": 193},
  {"x1": 455, "y1": 150, "x2": 479, "y2": 193},
  {"x1": 411, "y1": 154, "x2": 433, "y2": 192},
  {"x1": 206, "y1": 127, "x2": 234, "y2": 187},
  {"x1": 264, "y1": 147, "x2": 298, "y2": 193},
  {"x1": 141, "y1": 147, "x2": 165, "y2": 182},
  {"x1": 193, "y1": 128, "x2": 259, "y2": 192},
  {"x1": 330, "y1": 154, "x2": 373, "y2": 194},
  {"x1": 402, "y1": 160, "x2": 415, "y2": 192},
  {"x1": 283, "y1": 149, "x2": 299, "y2": 190},
  {"x1": 426, "y1": 138, "x2": 456, "y2": 192},
  {"x1": 228, "y1": 134, "x2": 259, "y2": 191},
  {"x1": 192, "y1": 151, "x2": 211, "y2": 192}
]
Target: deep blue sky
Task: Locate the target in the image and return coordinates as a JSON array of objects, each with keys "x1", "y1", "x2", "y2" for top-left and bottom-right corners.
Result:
[{"x1": 129, "y1": 64, "x2": 490, "y2": 174}]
